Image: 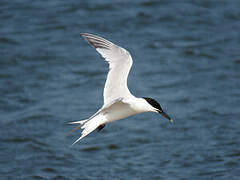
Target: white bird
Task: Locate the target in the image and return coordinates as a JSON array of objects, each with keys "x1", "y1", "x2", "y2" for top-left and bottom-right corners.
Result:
[{"x1": 69, "y1": 33, "x2": 173, "y2": 145}]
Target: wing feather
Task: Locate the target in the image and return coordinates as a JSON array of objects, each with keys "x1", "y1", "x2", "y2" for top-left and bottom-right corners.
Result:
[{"x1": 81, "y1": 33, "x2": 133, "y2": 104}]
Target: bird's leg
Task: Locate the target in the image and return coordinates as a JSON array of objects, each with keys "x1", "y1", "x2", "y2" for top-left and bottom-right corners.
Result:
[{"x1": 97, "y1": 124, "x2": 105, "y2": 132}]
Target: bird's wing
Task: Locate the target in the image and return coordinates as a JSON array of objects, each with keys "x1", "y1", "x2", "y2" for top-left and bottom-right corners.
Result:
[
  {"x1": 81, "y1": 33, "x2": 133, "y2": 104},
  {"x1": 88, "y1": 97, "x2": 125, "y2": 121},
  {"x1": 69, "y1": 97, "x2": 125, "y2": 131}
]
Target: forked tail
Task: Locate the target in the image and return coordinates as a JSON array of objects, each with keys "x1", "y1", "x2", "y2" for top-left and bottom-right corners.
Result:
[{"x1": 69, "y1": 115, "x2": 105, "y2": 146}]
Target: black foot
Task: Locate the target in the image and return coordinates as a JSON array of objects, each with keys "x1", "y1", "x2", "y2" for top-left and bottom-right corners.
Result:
[{"x1": 97, "y1": 124, "x2": 105, "y2": 132}]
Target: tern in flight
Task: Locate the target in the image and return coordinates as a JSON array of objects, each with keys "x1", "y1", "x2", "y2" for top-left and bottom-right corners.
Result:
[{"x1": 69, "y1": 33, "x2": 173, "y2": 145}]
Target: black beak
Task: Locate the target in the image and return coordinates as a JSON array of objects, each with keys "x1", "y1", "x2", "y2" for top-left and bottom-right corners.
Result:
[{"x1": 158, "y1": 110, "x2": 173, "y2": 123}]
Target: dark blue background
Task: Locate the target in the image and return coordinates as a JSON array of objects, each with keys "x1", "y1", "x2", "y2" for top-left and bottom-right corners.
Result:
[{"x1": 1, "y1": 0, "x2": 240, "y2": 179}]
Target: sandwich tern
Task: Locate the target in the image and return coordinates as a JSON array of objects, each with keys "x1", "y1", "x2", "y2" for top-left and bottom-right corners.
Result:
[{"x1": 69, "y1": 33, "x2": 173, "y2": 145}]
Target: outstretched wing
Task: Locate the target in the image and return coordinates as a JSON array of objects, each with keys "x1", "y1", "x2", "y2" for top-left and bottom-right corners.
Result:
[{"x1": 81, "y1": 33, "x2": 133, "y2": 104}]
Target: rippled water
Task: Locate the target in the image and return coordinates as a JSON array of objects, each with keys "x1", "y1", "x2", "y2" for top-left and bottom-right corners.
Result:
[{"x1": 1, "y1": 1, "x2": 240, "y2": 179}]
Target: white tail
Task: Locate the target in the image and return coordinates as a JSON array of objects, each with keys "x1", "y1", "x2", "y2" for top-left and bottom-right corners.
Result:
[
  {"x1": 68, "y1": 119, "x2": 88, "y2": 125},
  {"x1": 70, "y1": 115, "x2": 105, "y2": 146}
]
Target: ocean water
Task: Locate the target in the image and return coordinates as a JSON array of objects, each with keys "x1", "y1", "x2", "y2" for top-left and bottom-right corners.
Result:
[{"x1": 1, "y1": 0, "x2": 240, "y2": 179}]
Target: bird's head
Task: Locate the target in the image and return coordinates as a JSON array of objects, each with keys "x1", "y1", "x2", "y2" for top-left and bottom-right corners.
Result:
[{"x1": 142, "y1": 97, "x2": 173, "y2": 123}]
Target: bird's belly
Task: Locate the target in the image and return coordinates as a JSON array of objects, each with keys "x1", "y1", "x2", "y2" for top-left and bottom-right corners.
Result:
[{"x1": 105, "y1": 106, "x2": 137, "y2": 123}]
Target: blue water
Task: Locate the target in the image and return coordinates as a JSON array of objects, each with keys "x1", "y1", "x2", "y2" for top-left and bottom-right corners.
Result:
[{"x1": 1, "y1": 1, "x2": 240, "y2": 179}]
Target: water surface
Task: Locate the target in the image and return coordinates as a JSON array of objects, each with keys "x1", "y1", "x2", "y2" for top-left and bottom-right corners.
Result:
[{"x1": 1, "y1": 1, "x2": 240, "y2": 179}]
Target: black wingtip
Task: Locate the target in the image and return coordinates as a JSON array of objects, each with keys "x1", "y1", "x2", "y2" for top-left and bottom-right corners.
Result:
[
  {"x1": 80, "y1": 33, "x2": 110, "y2": 50},
  {"x1": 80, "y1": 32, "x2": 88, "y2": 37}
]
